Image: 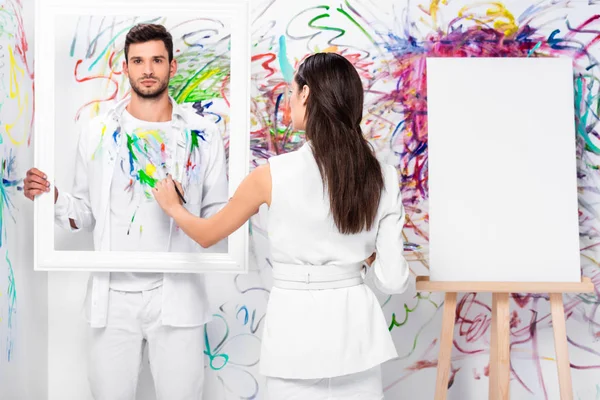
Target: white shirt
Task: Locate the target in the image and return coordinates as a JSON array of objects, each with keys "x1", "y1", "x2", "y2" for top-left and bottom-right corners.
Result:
[
  {"x1": 109, "y1": 110, "x2": 173, "y2": 291},
  {"x1": 260, "y1": 143, "x2": 410, "y2": 379},
  {"x1": 54, "y1": 96, "x2": 228, "y2": 328}
]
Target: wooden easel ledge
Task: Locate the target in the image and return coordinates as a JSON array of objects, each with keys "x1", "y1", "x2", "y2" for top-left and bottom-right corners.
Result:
[{"x1": 416, "y1": 276, "x2": 594, "y2": 294}]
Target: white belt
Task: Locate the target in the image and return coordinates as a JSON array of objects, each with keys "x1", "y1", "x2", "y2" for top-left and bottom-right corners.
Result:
[{"x1": 272, "y1": 262, "x2": 364, "y2": 290}]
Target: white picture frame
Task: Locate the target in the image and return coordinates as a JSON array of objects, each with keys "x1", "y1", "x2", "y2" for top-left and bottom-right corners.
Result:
[{"x1": 34, "y1": 0, "x2": 251, "y2": 273}]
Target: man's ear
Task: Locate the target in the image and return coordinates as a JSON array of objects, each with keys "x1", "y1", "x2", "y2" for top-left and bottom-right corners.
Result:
[{"x1": 170, "y1": 59, "x2": 178, "y2": 78}]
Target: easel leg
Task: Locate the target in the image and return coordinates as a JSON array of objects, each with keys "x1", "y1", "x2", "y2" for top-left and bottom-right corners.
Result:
[
  {"x1": 549, "y1": 293, "x2": 573, "y2": 400},
  {"x1": 489, "y1": 293, "x2": 510, "y2": 400},
  {"x1": 435, "y1": 292, "x2": 457, "y2": 400},
  {"x1": 489, "y1": 294, "x2": 499, "y2": 400}
]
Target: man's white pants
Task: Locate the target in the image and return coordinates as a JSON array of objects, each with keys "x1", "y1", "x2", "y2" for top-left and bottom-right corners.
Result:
[{"x1": 88, "y1": 286, "x2": 205, "y2": 400}]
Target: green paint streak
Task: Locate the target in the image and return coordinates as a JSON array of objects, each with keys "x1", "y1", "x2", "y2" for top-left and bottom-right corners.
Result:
[
  {"x1": 397, "y1": 302, "x2": 440, "y2": 360},
  {"x1": 389, "y1": 293, "x2": 438, "y2": 331},
  {"x1": 89, "y1": 24, "x2": 136, "y2": 70},
  {"x1": 336, "y1": 7, "x2": 376, "y2": 44},
  {"x1": 171, "y1": 61, "x2": 228, "y2": 103},
  {"x1": 138, "y1": 170, "x2": 157, "y2": 188},
  {"x1": 381, "y1": 295, "x2": 393, "y2": 308},
  {"x1": 575, "y1": 76, "x2": 600, "y2": 154},
  {"x1": 190, "y1": 130, "x2": 200, "y2": 152},
  {"x1": 0, "y1": 9, "x2": 17, "y2": 39},
  {"x1": 171, "y1": 67, "x2": 226, "y2": 103},
  {"x1": 126, "y1": 134, "x2": 139, "y2": 163},
  {"x1": 132, "y1": 138, "x2": 146, "y2": 155},
  {"x1": 308, "y1": 8, "x2": 347, "y2": 47}
]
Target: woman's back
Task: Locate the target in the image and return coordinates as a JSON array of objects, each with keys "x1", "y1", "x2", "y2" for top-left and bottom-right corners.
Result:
[
  {"x1": 268, "y1": 142, "x2": 401, "y2": 268},
  {"x1": 261, "y1": 143, "x2": 410, "y2": 379}
]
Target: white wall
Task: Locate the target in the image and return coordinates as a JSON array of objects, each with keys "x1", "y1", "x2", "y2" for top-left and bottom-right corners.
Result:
[
  {"x1": 46, "y1": 1, "x2": 600, "y2": 400},
  {"x1": 0, "y1": 0, "x2": 48, "y2": 399}
]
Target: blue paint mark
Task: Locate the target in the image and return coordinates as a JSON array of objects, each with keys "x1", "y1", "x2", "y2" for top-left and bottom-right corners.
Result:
[
  {"x1": 274, "y1": 93, "x2": 283, "y2": 123},
  {"x1": 191, "y1": 129, "x2": 207, "y2": 142},
  {"x1": 278, "y1": 36, "x2": 294, "y2": 83},
  {"x1": 237, "y1": 306, "x2": 249, "y2": 325},
  {"x1": 204, "y1": 315, "x2": 230, "y2": 371},
  {"x1": 527, "y1": 41, "x2": 542, "y2": 57},
  {"x1": 6, "y1": 250, "x2": 16, "y2": 362},
  {"x1": 112, "y1": 127, "x2": 121, "y2": 143},
  {"x1": 205, "y1": 112, "x2": 222, "y2": 123}
]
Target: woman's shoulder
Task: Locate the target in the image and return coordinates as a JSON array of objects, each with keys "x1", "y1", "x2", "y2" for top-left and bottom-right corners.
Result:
[
  {"x1": 268, "y1": 143, "x2": 312, "y2": 166},
  {"x1": 379, "y1": 163, "x2": 401, "y2": 207},
  {"x1": 380, "y1": 163, "x2": 400, "y2": 185}
]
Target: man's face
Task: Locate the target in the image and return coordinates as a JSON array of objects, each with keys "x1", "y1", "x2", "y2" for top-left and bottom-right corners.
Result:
[{"x1": 124, "y1": 40, "x2": 176, "y2": 99}]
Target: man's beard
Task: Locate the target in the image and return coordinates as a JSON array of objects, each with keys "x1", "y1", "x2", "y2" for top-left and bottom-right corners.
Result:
[{"x1": 130, "y1": 76, "x2": 169, "y2": 99}]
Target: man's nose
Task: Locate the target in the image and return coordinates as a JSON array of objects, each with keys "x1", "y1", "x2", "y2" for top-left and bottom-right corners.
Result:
[{"x1": 144, "y1": 62, "x2": 154, "y2": 76}]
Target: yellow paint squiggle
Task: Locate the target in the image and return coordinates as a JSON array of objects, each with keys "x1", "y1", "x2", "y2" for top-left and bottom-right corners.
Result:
[
  {"x1": 429, "y1": 0, "x2": 449, "y2": 27},
  {"x1": 458, "y1": 2, "x2": 518, "y2": 37},
  {"x1": 4, "y1": 45, "x2": 30, "y2": 146}
]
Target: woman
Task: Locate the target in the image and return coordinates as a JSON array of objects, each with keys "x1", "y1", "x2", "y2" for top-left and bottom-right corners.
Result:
[{"x1": 153, "y1": 52, "x2": 410, "y2": 399}]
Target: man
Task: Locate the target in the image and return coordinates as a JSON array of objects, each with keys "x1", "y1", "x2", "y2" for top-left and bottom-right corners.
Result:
[{"x1": 24, "y1": 23, "x2": 227, "y2": 399}]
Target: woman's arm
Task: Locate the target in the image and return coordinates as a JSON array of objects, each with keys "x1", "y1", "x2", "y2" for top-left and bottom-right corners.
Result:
[
  {"x1": 369, "y1": 165, "x2": 410, "y2": 294},
  {"x1": 153, "y1": 165, "x2": 271, "y2": 248}
]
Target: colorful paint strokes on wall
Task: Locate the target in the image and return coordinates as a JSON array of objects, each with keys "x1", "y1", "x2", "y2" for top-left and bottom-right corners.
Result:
[
  {"x1": 0, "y1": 150, "x2": 20, "y2": 364},
  {"x1": 67, "y1": 1, "x2": 600, "y2": 399},
  {"x1": 0, "y1": 0, "x2": 31, "y2": 366}
]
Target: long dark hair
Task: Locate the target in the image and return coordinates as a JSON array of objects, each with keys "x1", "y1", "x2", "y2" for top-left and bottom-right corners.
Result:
[{"x1": 295, "y1": 53, "x2": 384, "y2": 234}]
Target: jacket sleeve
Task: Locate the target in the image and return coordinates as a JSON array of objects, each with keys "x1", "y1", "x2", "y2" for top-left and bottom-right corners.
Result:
[
  {"x1": 200, "y1": 125, "x2": 228, "y2": 218},
  {"x1": 54, "y1": 121, "x2": 95, "y2": 232},
  {"x1": 368, "y1": 165, "x2": 411, "y2": 294}
]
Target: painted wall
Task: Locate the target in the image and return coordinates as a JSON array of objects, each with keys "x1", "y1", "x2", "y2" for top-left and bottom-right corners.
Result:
[
  {"x1": 40, "y1": 0, "x2": 600, "y2": 399},
  {"x1": 0, "y1": 0, "x2": 48, "y2": 399}
]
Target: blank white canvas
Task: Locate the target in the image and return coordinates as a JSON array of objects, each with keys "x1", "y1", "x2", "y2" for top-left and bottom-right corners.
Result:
[{"x1": 427, "y1": 57, "x2": 581, "y2": 282}]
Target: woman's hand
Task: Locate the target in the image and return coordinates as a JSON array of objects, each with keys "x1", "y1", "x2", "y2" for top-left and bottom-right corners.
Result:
[
  {"x1": 365, "y1": 252, "x2": 376, "y2": 267},
  {"x1": 153, "y1": 175, "x2": 184, "y2": 217}
]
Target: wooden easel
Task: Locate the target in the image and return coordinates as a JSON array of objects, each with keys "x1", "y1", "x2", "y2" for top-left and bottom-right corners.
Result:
[{"x1": 415, "y1": 276, "x2": 595, "y2": 400}]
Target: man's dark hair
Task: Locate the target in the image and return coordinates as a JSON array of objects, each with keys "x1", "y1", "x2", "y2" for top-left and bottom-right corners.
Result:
[{"x1": 124, "y1": 23, "x2": 173, "y2": 63}]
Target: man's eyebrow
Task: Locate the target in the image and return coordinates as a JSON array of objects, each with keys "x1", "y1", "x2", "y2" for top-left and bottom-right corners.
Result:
[{"x1": 129, "y1": 55, "x2": 167, "y2": 59}]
